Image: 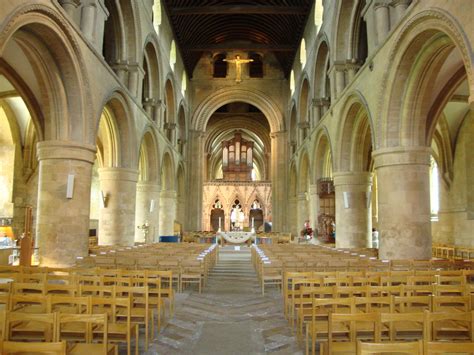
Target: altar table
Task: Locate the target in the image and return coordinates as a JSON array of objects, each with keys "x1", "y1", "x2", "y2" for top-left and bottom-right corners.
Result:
[{"x1": 217, "y1": 232, "x2": 256, "y2": 244}]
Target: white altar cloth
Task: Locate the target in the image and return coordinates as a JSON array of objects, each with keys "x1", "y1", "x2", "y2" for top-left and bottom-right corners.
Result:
[{"x1": 218, "y1": 232, "x2": 255, "y2": 244}]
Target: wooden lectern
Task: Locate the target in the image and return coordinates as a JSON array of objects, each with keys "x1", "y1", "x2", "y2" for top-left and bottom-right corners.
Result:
[{"x1": 19, "y1": 206, "x2": 33, "y2": 266}]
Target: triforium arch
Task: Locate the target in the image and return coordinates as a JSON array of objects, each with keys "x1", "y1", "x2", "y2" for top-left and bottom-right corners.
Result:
[
  {"x1": 164, "y1": 77, "x2": 176, "y2": 142},
  {"x1": 312, "y1": 127, "x2": 334, "y2": 181},
  {"x1": 0, "y1": 3, "x2": 91, "y2": 143},
  {"x1": 313, "y1": 34, "x2": 331, "y2": 111},
  {"x1": 298, "y1": 76, "x2": 311, "y2": 138},
  {"x1": 142, "y1": 37, "x2": 161, "y2": 121},
  {"x1": 135, "y1": 128, "x2": 160, "y2": 243}
]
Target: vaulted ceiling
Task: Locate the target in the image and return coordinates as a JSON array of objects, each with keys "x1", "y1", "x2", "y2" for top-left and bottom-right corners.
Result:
[{"x1": 162, "y1": 0, "x2": 313, "y2": 78}]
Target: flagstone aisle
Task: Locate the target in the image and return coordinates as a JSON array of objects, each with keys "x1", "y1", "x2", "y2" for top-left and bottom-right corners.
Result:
[{"x1": 145, "y1": 246, "x2": 302, "y2": 355}]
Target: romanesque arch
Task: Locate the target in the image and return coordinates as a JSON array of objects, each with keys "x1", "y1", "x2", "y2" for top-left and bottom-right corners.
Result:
[
  {"x1": 298, "y1": 77, "x2": 310, "y2": 138},
  {"x1": 142, "y1": 39, "x2": 161, "y2": 122}
]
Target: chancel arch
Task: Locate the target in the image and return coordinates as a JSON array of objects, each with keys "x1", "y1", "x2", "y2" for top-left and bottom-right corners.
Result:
[
  {"x1": 134, "y1": 129, "x2": 160, "y2": 243},
  {"x1": 375, "y1": 9, "x2": 474, "y2": 259}
]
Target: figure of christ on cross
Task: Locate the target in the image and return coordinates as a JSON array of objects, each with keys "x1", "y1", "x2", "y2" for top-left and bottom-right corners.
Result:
[{"x1": 224, "y1": 55, "x2": 254, "y2": 83}]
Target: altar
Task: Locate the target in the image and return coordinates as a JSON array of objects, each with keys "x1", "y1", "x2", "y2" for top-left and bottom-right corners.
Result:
[{"x1": 217, "y1": 232, "x2": 256, "y2": 244}]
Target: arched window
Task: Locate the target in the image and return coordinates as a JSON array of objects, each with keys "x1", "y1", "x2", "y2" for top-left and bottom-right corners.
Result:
[
  {"x1": 213, "y1": 53, "x2": 227, "y2": 78},
  {"x1": 170, "y1": 40, "x2": 176, "y2": 71},
  {"x1": 249, "y1": 53, "x2": 263, "y2": 78},
  {"x1": 300, "y1": 38, "x2": 307, "y2": 66},
  {"x1": 290, "y1": 70, "x2": 295, "y2": 95},
  {"x1": 430, "y1": 156, "x2": 440, "y2": 220}
]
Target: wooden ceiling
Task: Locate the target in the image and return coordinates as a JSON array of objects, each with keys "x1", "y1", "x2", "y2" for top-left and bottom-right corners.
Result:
[{"x1": 162, "y1": 0, "x2": 313, "y2": 78}]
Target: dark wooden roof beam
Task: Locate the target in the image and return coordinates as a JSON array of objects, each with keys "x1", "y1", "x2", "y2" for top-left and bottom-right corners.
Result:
[
  {"x1": 170, "y1": 5, "x2": 307, "y2": 16},
  {"x1": 187, "y1": 44, "x2": 295, "y2": 52}
]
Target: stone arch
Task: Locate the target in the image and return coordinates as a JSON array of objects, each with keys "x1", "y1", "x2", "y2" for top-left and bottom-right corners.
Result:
[
  {"x1": 289, "y1": 102, "x2": 297, "y2": 153},
  {"x1": 102, "y1": 0, "x2": 139, "y2": 67},
  {"x1": 298, "y1": 77, "x2": 310, "y2": 136},
  {"x1": 176, "y1": 162, "x2": 186, "y2": 224},
  {"x1": 288, "y1": 161, "x2": 298, "y2": 235},
  {"x1": 142, "y1": 37, "x2": 161, "y2": 120},
  {"x1": 337, "y1": 92, "x2": 374, "y2": 172},
  {"x1": 192, "y1": 87, "x2": 284, "y2": 133},
  {"x1": 379, "y1": 9, "x2": 474, "y2": 148},
  {"x1": 313, "y1": 34, "x2": 331, "y2": 100},
  {"x1": 313, "y1": 127, "x2": 334, "y2": 180},
  {"x1": 96, "y1": 90, "x2": 137, "y2": 169},
  {"x1": 332, "y1": 0, "x2": 357, "y2": 62},
  {"x1": 164, "y1": 78, "x2": 176, "y2": 142},
  {"x1": 160, "y1": 151, "x2": 175, "y2": 191},
  {"x1": 137, "y1": 128, "x2": 160, "y2": 183},
  {"x1": 177, "y1": 104, "x2": 186, "y2": 153},
  {"x1": 0, "y1": 4, "x2": 91, "y2": 143},
  {"x1": 347, "y1": 0, "x2": 368, "y2": 64}
]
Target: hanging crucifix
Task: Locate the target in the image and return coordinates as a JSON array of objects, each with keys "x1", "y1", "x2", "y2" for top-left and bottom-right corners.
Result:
[{"x1": 224, "y1": 55, "x2": 253, "y2": 83}]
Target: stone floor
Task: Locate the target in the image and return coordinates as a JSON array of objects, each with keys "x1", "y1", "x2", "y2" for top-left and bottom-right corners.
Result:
[{"x1": 136, "y1": 246, "x2": 302, "y2": 355}]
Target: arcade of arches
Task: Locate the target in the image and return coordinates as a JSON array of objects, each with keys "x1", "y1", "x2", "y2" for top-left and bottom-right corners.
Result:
[{"x1": 0, "y1": 0, "x2": 472, "y2": 268}]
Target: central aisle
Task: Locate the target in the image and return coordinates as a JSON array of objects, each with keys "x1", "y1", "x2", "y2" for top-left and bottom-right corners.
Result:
[{"x1": 148, "y1": 246, "x2": 301, "y2": 355}]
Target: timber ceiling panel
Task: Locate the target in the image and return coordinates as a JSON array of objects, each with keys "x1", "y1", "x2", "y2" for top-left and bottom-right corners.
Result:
[{"x1": 162, "y1": 0, "x2": 312, "y2": 78}]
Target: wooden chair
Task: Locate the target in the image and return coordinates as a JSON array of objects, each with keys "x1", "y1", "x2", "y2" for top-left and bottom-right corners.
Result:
[
  {"x1": 91, "y1": 296, "x2": 138, "y2": 355},
  {"x1": 57, "y1": 313, "x2": 116, "y2": 355},
  {"x1": 380, "y1": 312, "x2": 424, "y2": 341},
  {"x1": 424, "y1": 341, "x2": 474, "y2": 354},
  {"x1": 325, "y1": 312, "x2": 380, "y2": 354},
  {"x1": 146, "y1": 270, "x2": 174, "y2": 316},
  {"x1": 180, "y1": 260, "x2": 203, "y2": 293},
  {"x1": 10, "y1": 294, "x2": 48, "y2": 313},
  {"x1": 356, "y1": 339, "x2": 423, "y2": 354},
  {"x1": 2, "y1": 340, "x2": 66, "y2": 354},
  {"x1": 47, "y1": 295, "x2": 90, "y2": 315},
  {"x1": 423, "y1": 310, "x2": 473, "y2": 344},
  {"x1": 4, "y1": 312, "x2": 57, "y2": 342}
]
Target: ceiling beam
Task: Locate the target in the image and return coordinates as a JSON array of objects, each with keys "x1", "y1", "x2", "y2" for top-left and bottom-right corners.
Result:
[
  {"x1": 170, "y1": 5, "x2": 307, "y2": 16},
  {"x1": 186, "y1": 43, "x2": 295, "y2": 52}
]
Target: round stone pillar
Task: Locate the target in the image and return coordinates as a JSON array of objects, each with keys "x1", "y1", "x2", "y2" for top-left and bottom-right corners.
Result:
[
  {"x1": 159, "y1": 190, "x2": 177, "y2": 236},
  {"x1": 373, "y1": 147, "x2": 432, "y2": 260},
  {"x1": 135, "y1": 182, "x2": 160, "y2": 243},
  {"x1": 334, "y1": 172, "x2": 372, "y2": 248},
  {"x1": 297, "y1": 192, "x2": 309, "y2": 235},
  {"x1": 98, "y1": 167, "x2": 138, "y2": 246},
  {"x1": 308, "y1": 184, "x2": 320, "y2": 231},
  {"x1": 36, "y1": 141, "x2": 96, "y2": 267}
]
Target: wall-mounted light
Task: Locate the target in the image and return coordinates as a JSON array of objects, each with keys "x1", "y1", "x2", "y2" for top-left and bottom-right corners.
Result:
[
  {"x1": 343, "y1": 191, "x2": 350, "y2": 209},
  {"x1": 100, "y1": 191, "x2": 108, "y2": 208},
  {"x1": 66, "y1": 174, "x2": 75, "y2": 199},
  {"x1": 150, "y1": 199, "x2": 155, "y2": 213}
]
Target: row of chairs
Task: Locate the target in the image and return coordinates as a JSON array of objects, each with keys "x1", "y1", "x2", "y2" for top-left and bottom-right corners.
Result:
[
  {"x1": 432, "y1": 243, "x2": 474, "y2": 260},
  {"x1": 309, "y1": 311, "x2": 474, "y2": 354}
]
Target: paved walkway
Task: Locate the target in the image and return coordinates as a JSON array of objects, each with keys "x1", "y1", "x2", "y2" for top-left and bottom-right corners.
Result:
[{"x1": 145, "y1": 246, "x2": 302, "y2": 355}]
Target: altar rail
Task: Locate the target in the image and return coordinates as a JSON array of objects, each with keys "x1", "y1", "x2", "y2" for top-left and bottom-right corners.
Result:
[{"x1": 182, "y1": 231, "x2": 291, "y2": 244}]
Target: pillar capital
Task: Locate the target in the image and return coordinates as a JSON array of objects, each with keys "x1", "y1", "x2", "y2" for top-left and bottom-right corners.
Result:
[
  {"x1": 37, "y1": 140, "x2": 96, "y2": 163},
  {"x1": 374, "y1": 0, "x2": 390, "y2": 9},
  {"x1": 390, "y1": 0, "x2": 411, "y2": 7},
  {"x1": 160, "y1": 189, "x2": 177, "y2": 199},
  {"x1": 98, "y1": 167, "x2": 139, "y2": 182},
  {"x1": 333, "y1": 172, "x2": 372, "y2": 186},
  {"x1": 136, "y1": 181, "x2": 161, "y2": 193},
  {"x1": 373, "y1": 146, "x2": 431, "y2": 169}
]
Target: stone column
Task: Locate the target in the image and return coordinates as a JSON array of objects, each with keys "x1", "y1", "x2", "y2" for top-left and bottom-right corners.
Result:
[
  {"x1": 128, "y1": 62, "x2": 145, "y2": 99},
  {"x1": 59, "y1": 0, "x2": 80, "y2": 18},
  {"x1": 346, "y1": 61, "x2": 361, "y2": 82},
  {"x1": 333, "y1": 63, "x2": 346, "y2": 98},
  {"x1": 312, "y1": 99, "x2": 323, "y2": 124},
  {"x1": 270, "y1": 131, "x2": 288, "y2": 232},
  {"x1": 80, "y1": 3, "x2": 96, "y2": 43},
  {"x1": 374, "y1": 1, "x2": 390, "y2": 45},
  {"x1": 135, "y1": 182, "x2": 160, "y2": 243},
  {"x1": 143, "y1": 98, "x2": 156, "y2": 119},
  {"x1": 36, "y1": 141, "x2": 96, "y2": 267},
  {"x1": 111, "y1": 60, "x2": 129, "y2": 84},
  {"x1": 185, "y1": 130, "x2": 205, "y2": 231},
  {"x1": 159, "y1": 190, "x2": 177, "y2": 236},
  {"x1": 308, "y1": 184, "x2": 320, "y2": 231},
  {"x1": 334, "y1": 172, "x2": 372, "y2": 248},
  {"x1": 98, "y1": 167, "x2": 138, "y2": 246},
  {"x1": 298, "y1": 121, "x2": 310, "y2": 142},
  {"x1": 373, "y1": 147, "x2": 431, "y2": 259},
  {"x1": 391, "y1": 0, "x2": 410, "y2": 23}
]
